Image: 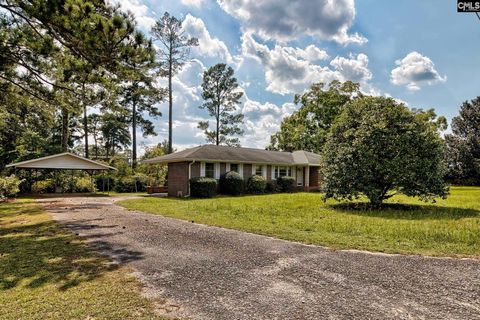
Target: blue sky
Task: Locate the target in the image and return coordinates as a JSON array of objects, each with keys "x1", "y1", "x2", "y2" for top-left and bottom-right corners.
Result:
[{"x1": 113, "y1": 0, "x2": 480, "y2": 150}]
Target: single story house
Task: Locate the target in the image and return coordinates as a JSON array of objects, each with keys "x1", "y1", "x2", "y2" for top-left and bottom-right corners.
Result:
[{"x1": 143, "y1": 145, "x2": 321, "y2": 197}]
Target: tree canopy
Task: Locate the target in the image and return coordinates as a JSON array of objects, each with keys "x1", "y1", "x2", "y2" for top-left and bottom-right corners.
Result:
[
  {"x1": 322, "y1": 96, "x2": 448, "y2": 206},
  {"x1": 198, "y1": 63, "x2": 244, "y2": 146},
  {"x1": 444, "y1": 97, "x2": 480, "y2": 185},
  {"x1": 268, "y1": 80, "x2": 361, "y2": 153}
]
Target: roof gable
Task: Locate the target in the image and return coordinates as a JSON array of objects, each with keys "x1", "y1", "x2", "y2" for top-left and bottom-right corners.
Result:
[{"x1": 6, "y1": 153, "x2": 117, "y2": 170}]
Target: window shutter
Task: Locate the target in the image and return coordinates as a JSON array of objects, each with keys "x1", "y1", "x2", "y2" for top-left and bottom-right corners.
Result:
[
  {"x1": 226, "y1": 163, "x2": 230, "y2": 172},
  {"x1": 262, "y1": 165, "x2": 267, "y2": 178},
  {"x1": 252, "y1": 165, "x2": 256, "y2": 175},
  {"x1": 200, "y1": 162, "x2": 205, "y2": 177}
]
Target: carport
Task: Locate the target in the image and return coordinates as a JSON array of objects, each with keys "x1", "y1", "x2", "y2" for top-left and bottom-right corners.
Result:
[{"x1": 6, "y1": 152, "x2": 117, "y2": 193}]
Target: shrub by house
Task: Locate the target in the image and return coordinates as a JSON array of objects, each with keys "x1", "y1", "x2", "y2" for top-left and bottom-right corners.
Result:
[{"x1": 190, "y1": 177, "x2": 217, "y2": 198}]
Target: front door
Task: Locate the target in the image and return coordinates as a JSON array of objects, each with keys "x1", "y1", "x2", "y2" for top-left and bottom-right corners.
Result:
[{"x1": 296, "y1": 167, "x2": 304, "y2": 186}]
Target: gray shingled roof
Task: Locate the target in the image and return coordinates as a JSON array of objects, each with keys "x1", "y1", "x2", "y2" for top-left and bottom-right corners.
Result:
[{"x1": 142, "y1": 145, "x2": 320, "y2": 166}]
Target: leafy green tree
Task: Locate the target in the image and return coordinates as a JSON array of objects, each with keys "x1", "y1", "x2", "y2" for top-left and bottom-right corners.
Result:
[
  {"x1": 87, "y1": 113, "x2": 103, "y2": 158},
  {"x1": 268, "y1": 80, "x2": 361, "y2": 153},
  {"x1": 0, "y1": 0, "x2": 138, "y2": 102},
  {"x1": 151, "y1": 12, "x2": 198, "y2": 154},
  {"x1": 1, "y1": 0, "x2": 144, "y2": 159},
  {"x1": 322, "y1": 96, "x2": 448, "y2": 207},
  {"x1": 137, "y1": 140, "x2": 169, "y2": 186},
  {"x1": 117, "y1": 31, "x2": 164, "y2": 168},
  {"x1": 100, "y1": 111, "x2": 131, "y2": 159},
  {"x1": 444, "y1": 97, "x2": 480, "y2": 184},
  {"x1": 198, "y1": 63, "x2": 244, "y2": 146},
  {"x1": 0, "y1": 82, "x2": 55, "y2": 169}
]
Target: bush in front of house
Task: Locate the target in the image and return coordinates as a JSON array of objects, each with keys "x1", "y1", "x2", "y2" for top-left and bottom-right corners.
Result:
[
  {"x1": 190, "y1": 177, "x2": 217, "y2": 198},
  {"x1": 0, "y1": 175, "x2": 22, "y2": 200},
  {"x1": 246, "y1": 175, "x2": 267, "y2": 194},
  {"x1": 276, "y1": 176, "x2": 296, "y2": 192},
  {"x1": 265, "y1": 180, "x2": 278, "y2": 193},
  {"x1": 32, "y1": 179, "x2": 55, "y2": 194},
  {"x1": 219, "y1": 171, "x2": 244, "y2": 195}
]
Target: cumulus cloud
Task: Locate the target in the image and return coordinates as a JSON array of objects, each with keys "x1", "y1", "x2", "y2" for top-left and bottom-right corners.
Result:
[
  {"x1": 241, "y1": 33, "x2": 373, "y2": 94},
  {"x1": 182, "y1": 14, "x2": 234, "y2": 64},
  {"x1": 390, "y1": 51, "x2": 446, "y2": 91},
  {"x1": 218, "y1": 0, "x2": 366, "y2": 45},
  {"x1": 109, "y1": 0, "x2": 156, "y2": 29},
  {"x1": 181, "y1": 0, "x2": 205, "y2": 8},
  {"x1": 330, "y1": 53, "x2": 372, "y2": 83},
  {"x1": 241, "y1": 96, "x2": 296, "y2": 148}
]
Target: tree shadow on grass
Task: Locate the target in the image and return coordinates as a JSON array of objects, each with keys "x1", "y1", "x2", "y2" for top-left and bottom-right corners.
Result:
[
  {"x1": 0, "y1": 200, "x2": 41, "y2": 219},
  {"x1": 0, "y1": 219, "x2": 143, "y2": 292},
  {"x1": 328, "y1": 202, "x2": 480, "y2": 220}
]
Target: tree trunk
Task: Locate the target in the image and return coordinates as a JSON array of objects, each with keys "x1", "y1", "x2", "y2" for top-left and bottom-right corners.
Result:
[
  {"x1": 83, "y1": 103, "x2": 88, "y2": 158},
  {"x1": 94, "y1": 137, "x2": 98, "y2": 159},
  {"x1": 168, "y1": 49, "x2": 173, "y2": 154},
  {"x1": 216, "y1": 104, "x2": 220, "y2": 145},
  {"x1": 61, "y1": 107, "x2": 69, "y2": 152},
  {"x1": 132, "y1": 98, "x2": 137, "y2": 170}
]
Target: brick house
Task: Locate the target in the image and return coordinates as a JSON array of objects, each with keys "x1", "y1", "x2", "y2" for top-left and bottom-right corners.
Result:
[{"x1": 143, "y1": 145, "x2": 321, "y2": 197}]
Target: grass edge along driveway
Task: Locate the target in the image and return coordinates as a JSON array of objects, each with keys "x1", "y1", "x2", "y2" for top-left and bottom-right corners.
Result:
[
  {"x1": 0, "y1": 199, "x2": 163, "y2": 320},
  {"x1": 118, "y1": 186, "x2": 480, "y2": 258}
]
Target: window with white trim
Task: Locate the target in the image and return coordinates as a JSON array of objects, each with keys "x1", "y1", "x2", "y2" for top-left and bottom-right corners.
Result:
[
  {"x1": 255, "y1": 165, "x2": 263, "y2": 176},
  {"x1": 273, "y1": 166, "x2": 291, "y2": 179},
  {"x1": 205, "y1": 163, "x2": 215, "y2": 178}
]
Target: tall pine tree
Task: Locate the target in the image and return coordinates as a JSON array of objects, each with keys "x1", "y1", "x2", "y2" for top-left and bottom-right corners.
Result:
[{"x1": 198, "y1": 63, "x2": 244, "y2": 147}]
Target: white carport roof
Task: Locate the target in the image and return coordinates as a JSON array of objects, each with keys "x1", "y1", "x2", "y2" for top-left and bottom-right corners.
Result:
[{"x1": 6, "y1": 152, "x2": 117, "y2": 170}]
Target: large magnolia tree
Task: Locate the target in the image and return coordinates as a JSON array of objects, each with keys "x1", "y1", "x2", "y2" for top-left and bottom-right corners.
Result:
[{"x1": 321, "y1": 96, "x2": 448, "y2": 207}]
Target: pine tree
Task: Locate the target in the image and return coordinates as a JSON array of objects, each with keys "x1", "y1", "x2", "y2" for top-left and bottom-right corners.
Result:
[
  {"x1": 198, "y1": 63, "x2": 244, "y2": 146},
  {"x1": 151, "y1": 12, "x2": 198, "y2": 154}
]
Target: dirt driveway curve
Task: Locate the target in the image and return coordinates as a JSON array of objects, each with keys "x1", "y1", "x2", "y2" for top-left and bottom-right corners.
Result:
[{"x1": 39, "y1": 195, "x2": 480, "y2": 320}]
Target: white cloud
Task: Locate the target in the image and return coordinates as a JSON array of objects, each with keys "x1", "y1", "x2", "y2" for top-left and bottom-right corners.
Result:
[
  {"x1": 390, "y1": 51, "x2": 446, "y2": 91},
  {"x1": 330, "y1": 53, "x2": 372, "y2": 83},
  {"x1": 182, "y1": 14, "x2": 234, "y2": 64},
  {"x1": 218, "y1": 0, "x2": 366, "y2": 45},
  {"x1": 181, "y1": 0, "x2": 205, "y2": 8},
  {"x1": 241, "y1": 33, "x2": 355, "y2": 94},
  {"x1": 109, "y1": 0, "x2": 156, "y2": 29},
  {"x1": 240, "y1": 96, "x2": 296, "y2": 148}
]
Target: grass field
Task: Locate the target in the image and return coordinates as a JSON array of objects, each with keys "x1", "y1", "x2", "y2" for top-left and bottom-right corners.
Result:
[
  {"x1": 0, "y1": 199, "x2": 162, "y2": 320},
  {"x1": 118, "y1": 186, "x2": 480, "y2": 257}
]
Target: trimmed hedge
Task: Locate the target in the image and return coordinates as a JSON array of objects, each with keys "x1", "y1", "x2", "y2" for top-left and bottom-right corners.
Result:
[
  {"x1": 246, "y1": 175, "x2": 266, "y2": 194},
  {"x1": 276, "y1": 176, "x2": 296, "y2": 192},
  {"x1": 219, "y1": 171, "x2": 244, "y2": 195},
  {"x1": 190, "y1": 177, "x2": 217, "y2": 198}
]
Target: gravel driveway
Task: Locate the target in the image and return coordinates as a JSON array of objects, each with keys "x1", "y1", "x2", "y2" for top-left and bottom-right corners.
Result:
[{"x1": 39, "y1": 195, "x2": 480, "y2": 320}]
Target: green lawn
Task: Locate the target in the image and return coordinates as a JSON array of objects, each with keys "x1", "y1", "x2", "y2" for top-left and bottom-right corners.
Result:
[
  {"x1": 0, "y1": 199, "x2": 162, "y2": 320},
  {"x1": 118, "y1": 186, "x2": 480, "y2": 257}
]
